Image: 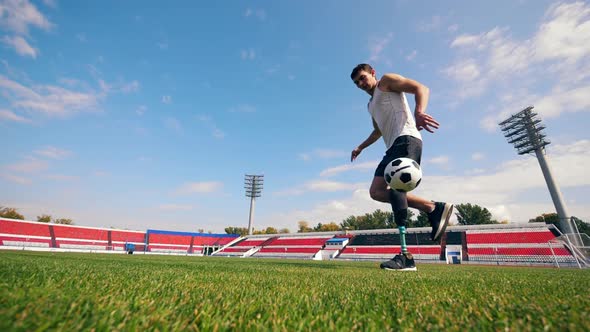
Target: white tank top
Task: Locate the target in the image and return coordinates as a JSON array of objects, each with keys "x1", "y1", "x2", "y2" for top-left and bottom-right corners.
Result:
[{"x1": 368, "y1": 84, "x2": 422, "y2": 149}]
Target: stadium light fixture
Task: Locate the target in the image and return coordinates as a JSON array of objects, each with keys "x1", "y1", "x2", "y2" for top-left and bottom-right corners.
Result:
[
  {"x1": 244, "y1": 174, "x2": 264, "y2": 235},
  {"x1": 499, "y1": 106, "x2": 579, "y2": 237}
]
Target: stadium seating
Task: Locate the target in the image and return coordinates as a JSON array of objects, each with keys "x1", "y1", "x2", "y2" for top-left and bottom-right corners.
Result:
[
  {"x1": 147, "y1": 233, "x2": 192, "y2": 253},
  {"x1": 191, "y1": 234, "x2": 238, "y2": 254},
  {"x1": 110, "y1": 229, "x2": 147, "y2": 251},
  {"x1": 251, "y1": 236, "x2": 333, "y2": 259},
  {"x1": 338, "y1": 245, "x2": 441, "y2": 260},
  {"x1": 0, "y1": 219, "x2": 52, "y2": 248},
  {"x1": 465, "y1": 228, "x2": 575, "y2": 264},
  {"x1": 52, "y1": 224, "x2": 109, "y2": 250},
  {"x1": 467, "y1": 230, "x2": 556, "y2": 244},
  {"x1": 146, "y1": 231, "x2": 240, "y2": 254},
  {"x1": 336, "y1": 232, "x2": 442, "y2": 261},
  {"x1": 0, "y1": 217, "x2": 580, "y2": 266},
  {"x1": 216, "y1": 237, "x2": 271, "y2": 257}
]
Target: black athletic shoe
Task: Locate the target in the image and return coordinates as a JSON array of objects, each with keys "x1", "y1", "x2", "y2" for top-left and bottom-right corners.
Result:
[
  {"x1": 380, "y1": 253, "x2": 417, "y2": 271},
  {"x1": 428, "y1": 202, "x2": 453, "y2": 241}
]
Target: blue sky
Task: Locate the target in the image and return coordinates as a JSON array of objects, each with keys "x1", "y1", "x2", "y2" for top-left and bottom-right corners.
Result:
[{"x1": 1, "y1": 0, "x2": 589, "y2": 233}]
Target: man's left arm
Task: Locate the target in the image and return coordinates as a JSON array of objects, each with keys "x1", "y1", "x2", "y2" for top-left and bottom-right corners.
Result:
[{"x1": 380, "y1": 73, "x2": 439, "y2": 133}]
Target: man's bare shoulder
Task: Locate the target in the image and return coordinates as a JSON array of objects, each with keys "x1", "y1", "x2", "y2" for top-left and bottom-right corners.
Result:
[
  {"x1": 378, "y1": 73, "x2": 405, "y2": 92},
  {"x1": 380, "y1": 73, "x2": 405, "y2": 83}
]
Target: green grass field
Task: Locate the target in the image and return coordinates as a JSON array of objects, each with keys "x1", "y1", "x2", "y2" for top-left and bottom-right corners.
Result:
[{"x1": 1, "y1": 251, "x2": 588, "y2": 331}]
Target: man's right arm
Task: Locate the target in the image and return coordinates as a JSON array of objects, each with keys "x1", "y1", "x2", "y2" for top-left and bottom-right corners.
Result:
[{"x1": 351, "y1": 118, "x2": 381, "y2": 162}]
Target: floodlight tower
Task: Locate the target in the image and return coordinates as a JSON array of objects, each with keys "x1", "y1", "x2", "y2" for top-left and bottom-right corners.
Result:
[
  {"x1": 499, "y1": 106, "x2": 578, "y2": 235},
  {"x1": 244, "y1": 174, "x2": 264, "y2": 235}
]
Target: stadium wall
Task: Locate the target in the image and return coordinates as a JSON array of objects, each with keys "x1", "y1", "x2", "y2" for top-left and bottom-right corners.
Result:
[
  {"x1": 0, "y1": 218, "x2": 238, "y2": 256},
  {"x1": 0, "y1": 217, "x2": 578, "y2": 266}
]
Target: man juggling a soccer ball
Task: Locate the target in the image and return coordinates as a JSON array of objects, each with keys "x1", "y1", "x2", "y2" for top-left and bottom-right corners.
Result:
[{"x1": 350, "y1": 63, "x2": 453, "y2": 271}]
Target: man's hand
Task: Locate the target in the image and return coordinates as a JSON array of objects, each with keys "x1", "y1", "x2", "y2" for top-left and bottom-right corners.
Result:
[
  {"x1": 415, "y1": 112, "x2": 440, "y2": 133},
  {"x1": 351, "y1": 147, "x2": 362, "y2": 162}
]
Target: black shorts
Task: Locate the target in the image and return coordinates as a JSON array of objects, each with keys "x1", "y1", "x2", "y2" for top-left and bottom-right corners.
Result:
[{"x1": 374, "y1": 135, "x2": 422, "y2": 177}]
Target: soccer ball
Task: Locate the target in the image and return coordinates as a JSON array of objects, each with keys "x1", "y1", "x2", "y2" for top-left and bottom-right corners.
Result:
[{"x1": 384, "y1": 157, "x2": 422, "y2": 192}]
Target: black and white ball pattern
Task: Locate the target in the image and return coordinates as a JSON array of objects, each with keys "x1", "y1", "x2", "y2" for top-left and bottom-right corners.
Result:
[{"x1": 384, "y1": 157, "x2": 422, "y2": 192}]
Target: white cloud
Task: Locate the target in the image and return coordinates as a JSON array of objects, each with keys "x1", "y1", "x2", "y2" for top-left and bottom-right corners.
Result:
[
  {"x1": 175, "y1": 181, "x2": 223, "y2": 195},
  {"x1": 0, "y1": 108, "x2": 31, "y2": 123},
  {"x1": 1, "y1": 35, "x2": 37, "y2": 58},
  {"x1": 471, "y1": 153, "x2": 485, "y2": 161},
  {"x1": 465, "y1": 168, "x2": 486, "y2": 175},
  {"x1": 158, "y1": 204, "x2": 193, "y2": 211},
  {"x1": 0, "y1": 74, "x2": 101, "y2": 117},
  {"x1": 298, "y1": 153, "x2": 310, "y2": 161},
  {"x1": 481, "y1": 85, "x2": 590, "y2": 131},
  {"x1": 319, "y1": 161, "x2": 376, "y2": 177},
  {"x1": 162, "y1": 95, "x2": 172, "y2": 104},
  {"x1": 447, "y1": 2, "x2": 590, "y2": 82},
  {"x1": 368, "y1": 33, "x2": 393, "y2": 63},
  {"x1": 196, "y1": 114, "x2": 225, "y2": 139},
  {"x1": 99, "y1": 79, "x2": 139, "y2": 94},
  {"x1": 534, "y1": 85, "x2": 590, "y2": 118},
  {"x1": 0, "y1": 173, "x2": 32, "y2": 185},
  {"x1": 444, "y1": 1, "x2": 590, "y2": 129},
  {"x1": 264, "y1": 188, "x2": 385, "y2": 228},
  {"x1": 34, "y1": 146, "x2": 72, "y2": 159},
  {"x1": 426, "y1": 155, "x2": 450, "y2": 168},
  {"x1": 164, "y1": 117, "x2": 182, "y2": 133},
  {"x1": 450, "y1": 33, "x2": 481, "y2": 47},
  {"x1": 76, "y1": 33, "x2": 86, "y2": 42},
  {"x1": 45, "y1": 174, "x2": 79, "y2": 181},
  {"x1": 315, "y1": 149, "x2": 347, "y2": 159},
  {"x1": 299, "y1": 149, "x2": 348, "y2": 162},
  {"x1": 228, "y1": 104, "x2": 256, "y2": 113},
  {"x1": 240, "y1": 48, "x2": 256, "y2": 60},
  {"x1": 0, "y1": 0, "x2": 54, "y2": 35},
  {"x1": 212, "y1": 127, "x2": 225, "y2": 139},
  {"x1": 136, "y1": 105, "x2": 146, "y2": 116},
  {"x1": 41, "y1": 0, "x2": 57, "y2": 8},
  {"x1": 406, "y1": 50, "x2": 417, "y2": 61},
  {"x1": 534, "y1": 2, "x2": 590, "y2": 62},
  {"x1": 5, "y1": 158, "x2": 48, "y2": 173},
  {"x1": 418, "y1": 15, "x2": 443, "y2": 32},
  {"x1": 244, "y1": 8, "x2": 266, "y2": 21},
  {"x1": 443, "y1": 58, "x2": 480, "y2": 82},
  {"x1": 268, "y1": 140, "x2": 590, "y2": 229},
  {"x1": 306, "y1": 180, "x2": 360, "y2": 192},
  {"x1": 120, "y1": 80, "x2": 140, "y2": 93},
  {"x1": 274, "y1": 180, "x2": 365, "y2": 196}
]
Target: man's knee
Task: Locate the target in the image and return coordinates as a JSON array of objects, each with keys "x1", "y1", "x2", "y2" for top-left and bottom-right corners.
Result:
[{"x1": 369, "y1": 187, "x2": 385, "y2": 201}]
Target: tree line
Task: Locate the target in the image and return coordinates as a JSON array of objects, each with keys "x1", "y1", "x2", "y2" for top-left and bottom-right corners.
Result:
[{"x1": 0, "y1": 206, "x2": 73, "y2": 225}]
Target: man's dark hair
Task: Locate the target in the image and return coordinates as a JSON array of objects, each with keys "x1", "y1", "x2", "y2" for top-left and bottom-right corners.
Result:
[{"x1": 350, "y1": 64, "x2": 373, "y2": 80}]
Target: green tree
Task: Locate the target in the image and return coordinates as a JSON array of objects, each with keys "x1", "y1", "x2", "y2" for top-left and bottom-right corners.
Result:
[
  {"x1": 0, "y1": 206, "x2": 25, "y2": 220},
  {"x1": 411, "y1": 211, "x2": 430, "y2": 228},
  {"x1": 264, "y1": 227, "x2": 278, "y2": 234},
  {"x1": 37, "y1": 214, "x2": 52, "y2": 223},
  {"x1": 297, "y1": 221, "x2": 313, "y2": 233},
  {"x1": 313, "y1": 222, "x2": 340, "y2": 232},
  {"x1": 455, "y1": 203, "x2": 497, "y2": 225},
  {"x1": 573, "y1": 217, "x2": 590, "y2": 237},
  {"x1": 279, "y1": 228, "x2": 290, "y2": 234},
  {"x1": 530, "y1": 213, "x2": 590, "y2": 236},
  {"x1": 529, "y1": 213, "x2": 558, "y2": 225},
  {"x1": 225, "y1": 227, "x2": 249, "y2": 236},
  {"x1": 54, "y1": 218, "x2": 73, "y2": 225},
  {"x1": 341, "y1": 209, "x2": 417, "y2": 230}
]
